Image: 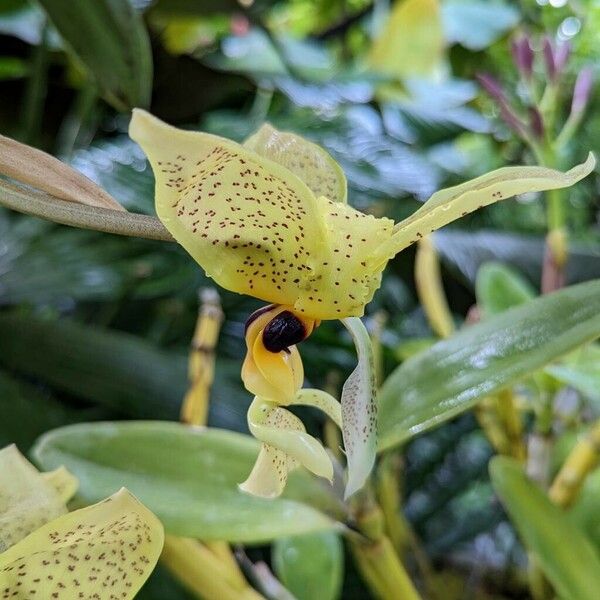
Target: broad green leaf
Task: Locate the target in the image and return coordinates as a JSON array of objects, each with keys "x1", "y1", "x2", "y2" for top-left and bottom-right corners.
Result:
[
  {"x1": 476, "y1": 261, "x2": 536, "y2": 317},
  {"x1": 369, "y1": 0, "x2": 445, "y2": 79},
  {"x1": 0, "y1": 312, "x2": 187, "y2": 420},
  {"x1": 0, "y1": 488, "x2": 164, "y2": 600},
  {"x1": 0, "y1": 445, "x2": 66, "y2": 551},
  {"x1": 0, "y1": 313, "x2": 251, "y2": 431},
  {"x1": 442, "y1": 0, "x2": 519, "y2": 51},
  {"x1": 243, "y1": 123, "x2": 347, "y2": 203},
  {"x1": 0, "y1": 368, "x2": 106, "y2": 450},
  {"x1": 378, "y1": 279, "x2": 600, "y2": 450},
  {"x1": 490, "y1": 457, "x2": 600, "y2": 600},
  {"x1": 374, "y1": 153, "x2": 596, "y2": 262},
  {"x1": 33, "y1": 421, "x2": 343, "y2": 543},
  {"x1": 273, "y1": 531, "x2": 343, "y2": 600},
  {"x1": 341, "y1": 318, "x2": 377, "y2": 498},
  {"x1": 37, "y1": 0, "x2": 152, "y2": 109}
]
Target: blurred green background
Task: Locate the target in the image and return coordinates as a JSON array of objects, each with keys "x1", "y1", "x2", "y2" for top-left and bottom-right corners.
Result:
[{"x1": 1, "y1": 0, "x2": 600, "y2": 598}]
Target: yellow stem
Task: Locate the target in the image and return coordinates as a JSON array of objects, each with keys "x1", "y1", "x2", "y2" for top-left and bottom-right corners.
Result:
[
  {"x1": 496, "y1": 389, "x2": 526, "y2": 462},
  {"x1": 161, "y1": 536, "x2": 265, "y2": 600},
  {"x1": 351, "y1": 496, "x2": 422, "y2": 600},
  {"x1": 475, "y1": 397, "x2": 512, "y2": 456},
  {"x1": 549, "y1": 420, "x2": 600, "y2": 508},
  {"x1": 181, "y1": 288, "x2": 223, "y2": 426},
  {"x1": 414, "y1": 237, "x2": 454, "y2": 339}
]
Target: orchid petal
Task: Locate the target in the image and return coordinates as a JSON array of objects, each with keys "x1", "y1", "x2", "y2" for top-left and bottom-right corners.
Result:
[
  {"x1": 340, "y1": 318, "x2": 377, "y2": 499},
  {"x1": 0, "y1": 445, "x2": 66, "y2": 552},
  {"x1": 248, "y1": 398, "x2": 333, "y2": 479},
  {"x1": 243, "y1": 123, "x2": 347, "y2": 203},
  {"x1": 0, "y1": 488, "x2": 164, "y2": 599},
  {"x1": 293, "y1": 389, "x2": 342, "y2": 428},
  {"x1": 42, "y1": 466, "x2": 79, "y2": 505},
  {"x1": 374, "y1": 153, "x2": 596, "y2": 264},
  {"x1": 129, "y1": 109, "x2": 393, "y2": 319}
]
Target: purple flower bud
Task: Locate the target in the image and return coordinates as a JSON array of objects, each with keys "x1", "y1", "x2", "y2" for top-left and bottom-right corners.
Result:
[
  {"x1": 529, "y1": 107, "x2": 544, "y2": 139},
  {"x1": 554, "y1": 41, "x2": 571, "y2": 74},
  {"x1": 477, "y1": 72, "x2": 528, "y2": 138},
  {"x1": 512, "y1": 36, "x2": 534, "y2": 79},
  {"x1": 543, "y1": 37, "x2": 556, "y2": 80},
  {"x1": 476, "y1": 73, "x2": 506, "y2": 103},
  {"x1": 571, "y1": 67, "x2": 594, "y2": 115}
]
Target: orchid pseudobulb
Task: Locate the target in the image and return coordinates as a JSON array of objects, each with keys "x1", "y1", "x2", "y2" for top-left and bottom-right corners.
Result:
[{"x1": 130, "y1": 108, "x2": 594, "y2": 498}]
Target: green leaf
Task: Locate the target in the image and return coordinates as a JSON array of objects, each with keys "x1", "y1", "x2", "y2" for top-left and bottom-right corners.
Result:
[
  {"x1": 0, "y1": 312, "x2": 255, "y2": 432},
  {"x1": 0, "y1": 312, "x2": 187, "y2": 420},
  {"x1": 33, "y1": 421, "x2": 343, "y2": 543},
  {"x1": 273, "y1": 531, "x2": 343, "y2": 600},
  {"x1": 0, "y1": 368, "x2": 107, "y2": 450},
  {"x1": 442, "y1": 0, "x2": 519, "y2": 51},
  {"x1": 378, "y1": 280, "x2": 600, "y2": 450},
  {"x1": 490, "y1": 457, "x2": 600, "y2": 600},
  {"x1": 37, "y1": 0, "x2": 152, "y2": 109},
  {"x1": 476, "y1": 261, "x2": 536, "y2": 317},
  {"x1": 545, "y1": 343, "x2": 600, "y2": 405}
]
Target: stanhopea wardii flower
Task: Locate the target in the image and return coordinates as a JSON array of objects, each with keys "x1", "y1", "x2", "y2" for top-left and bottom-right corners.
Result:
[
  {"x1": 130, "y1": 108, "x2": 594, "y2": 498},
  {"x1": 0, "y1": 444, "x2": 164, "y2": 598}
]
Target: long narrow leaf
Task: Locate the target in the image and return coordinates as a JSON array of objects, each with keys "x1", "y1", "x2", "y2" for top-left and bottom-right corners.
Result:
[{"x1": 379, "y1": 279, "x2": 600, "y2": 450}]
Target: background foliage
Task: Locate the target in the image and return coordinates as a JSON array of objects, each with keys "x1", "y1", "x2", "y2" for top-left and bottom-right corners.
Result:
[{"x1": 1, "y1": 0, "x2": 600, "y2": 598}]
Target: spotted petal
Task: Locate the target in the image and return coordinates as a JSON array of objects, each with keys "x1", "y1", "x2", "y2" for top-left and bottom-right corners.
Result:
[
  {"x1": 0, "y1": 488, "x2": 164, "y2": 599},
  {"x1": 243, "y1": 123, "x2": 347, "y2": 203},
  {"x1": 373, "y1": 153, "x2": 596, "y2": 264},
  {"x1": 0, "y1": 445, "x2": 67, "y2": 552},
  {"x1": 240, "y1": 401, "x2": 306, "y2": 499},
  {"x1": 129, "y1": 109, "x2": 393, "y2": 320},
  {"x1": 340, "y1": 318, "x2": 377, "y2": 499}
]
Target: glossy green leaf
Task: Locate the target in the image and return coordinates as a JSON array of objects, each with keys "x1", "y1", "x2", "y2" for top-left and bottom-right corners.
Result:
[
  {"x1": 476, "y1": 261, "x2": 536, "y2": 317},
  {"x1": 273, "y1": 531, "x2": 343, "y2": 600},
  {"x1": 37, "y1": 0, "x2": 152, "y2": 109},
  {"x1": 490, "y1": 457, "x2": 600, "y2": 600},
  {"x1": 378, "y1": 280, "x2": 600, "y2": 450},
  {"x1": 33, "y1": 421, "x2": 344, "y2": 543}
]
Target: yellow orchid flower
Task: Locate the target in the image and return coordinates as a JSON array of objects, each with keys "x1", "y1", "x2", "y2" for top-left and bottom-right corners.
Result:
[
  {"x1": 0, "y1": 445, "x2": 164, "y2": 599},
  {"x1": 129, "y1": 108, "x2": 595, "y2": 498}
]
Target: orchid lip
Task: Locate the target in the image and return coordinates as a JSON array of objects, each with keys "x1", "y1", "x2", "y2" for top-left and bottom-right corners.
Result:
[
  {"x1": 244, "y1": 304, "x2": 277, "y2": 334},
  {"x1": 262, "y1": 310, "x2": 307, "y2": 353}
]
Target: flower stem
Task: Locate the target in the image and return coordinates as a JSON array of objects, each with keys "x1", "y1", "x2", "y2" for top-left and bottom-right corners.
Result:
[
  {"x1": 180, "y1": 288, "x2": 223, "y2": 426},
  {"x1": 350, "y1": 493, "x2": 422, "y2": 600},
  {"x1": 161, "y1": 536, "x2": 264, "y2": 600},
  {"x1": 549, "y1": 419, "x2": 600, "y2": 508}
]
